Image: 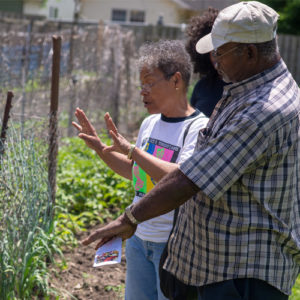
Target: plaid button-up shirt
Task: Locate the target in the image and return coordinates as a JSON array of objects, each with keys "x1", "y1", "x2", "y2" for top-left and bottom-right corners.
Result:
[{"x1": 165, "y1": 60, "x2": 300, "y2": 295}]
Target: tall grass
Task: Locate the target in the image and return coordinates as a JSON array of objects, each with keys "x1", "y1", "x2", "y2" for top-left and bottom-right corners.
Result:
[{"x1": 0, "y1": 123, "x2": 62, "y2": 299}]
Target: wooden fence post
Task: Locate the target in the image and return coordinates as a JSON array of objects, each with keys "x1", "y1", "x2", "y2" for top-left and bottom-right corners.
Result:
[
  {"x1": 0, "y1": 91, "x2": 14, "y2": 157},
  {"x1": 48, "y1": 35, "x2": 61, "y2": 210}
]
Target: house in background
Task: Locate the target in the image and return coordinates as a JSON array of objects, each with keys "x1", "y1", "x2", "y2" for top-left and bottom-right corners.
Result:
[
  {"x1": 0, "y1": 0, "x2": 75, "y2": 20},
  {"x1": 80, "y1": 0, "x2": 239, "y2": 26},
  {"x1": 23, "y1": 0, "x2": 75, "y2": 20},
  {"x1": 0, "y1": 0, "x2": 239, "y2": 24}
]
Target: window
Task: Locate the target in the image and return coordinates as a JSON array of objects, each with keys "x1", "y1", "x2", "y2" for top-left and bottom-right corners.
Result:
[
  {"x1": 111, "y1": 9, "x2": 127, "y2": 22},
  {"x1": 49, "y1": 6, "x2": 58, "y2": 19},
  {"x1": 130, "y1": 10, "x2": 145, "y2": 23}
]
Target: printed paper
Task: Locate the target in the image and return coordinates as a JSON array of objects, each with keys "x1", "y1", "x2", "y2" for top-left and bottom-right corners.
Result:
[{"x1": 93, "y1": 237, "x2": 122, "y2": 267}]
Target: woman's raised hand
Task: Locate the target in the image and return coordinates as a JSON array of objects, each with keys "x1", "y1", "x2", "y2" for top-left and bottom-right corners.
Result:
[
  {"x1": 103, "y1": 112, "x2": 132, "y2": 156},
  {"x1": 72, "y1": 107, "x2": 105, "y2": 152},
  {"x1": 73, "y1": 108, "x2": 132, "y2": 158}
]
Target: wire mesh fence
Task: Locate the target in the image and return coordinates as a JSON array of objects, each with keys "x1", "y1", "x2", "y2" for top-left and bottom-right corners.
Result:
[
  {"x1": 0, "y1": 19, "x2": 149, "y2": 143},
  {"x1": 0, "y1": 20, "x2": 145, "y2": 294},
  {"x1": 1, "y1": 18, "x2": 299, "y2": 180},
  {"x1": 0, "y1": 19, "x2": 187, "y2": 234}
]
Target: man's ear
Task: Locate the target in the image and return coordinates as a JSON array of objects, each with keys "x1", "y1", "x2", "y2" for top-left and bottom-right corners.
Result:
[{"x1": 247, "y1": 44, "x2": 258, "y2": 62}]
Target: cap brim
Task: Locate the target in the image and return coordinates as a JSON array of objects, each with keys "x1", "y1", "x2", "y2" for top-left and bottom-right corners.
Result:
[
  {"x1": 196, "y1": 33, "x2": 214, "y2": 54},
  {"x1": 196, "y1": 33, "x2": 227, "y2": 54}
]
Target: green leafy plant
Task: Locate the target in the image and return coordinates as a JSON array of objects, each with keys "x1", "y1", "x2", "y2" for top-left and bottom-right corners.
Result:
[
  {"x1": 55, "y1": 136, "x2": 134, "y2": 247},
  {"x1": 104, "y1": 284, "x2": 125, "y2": 299}
]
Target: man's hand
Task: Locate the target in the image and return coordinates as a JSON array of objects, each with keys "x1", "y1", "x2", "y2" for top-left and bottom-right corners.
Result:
[
  {"x1": 72, "y1": 108, "x2": 105, "y2": 152},
  {"x1": 81, "y1": 213, "x2": 137, "y2": 250}
]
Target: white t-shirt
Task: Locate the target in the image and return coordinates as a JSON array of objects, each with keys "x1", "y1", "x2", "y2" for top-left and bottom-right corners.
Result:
[{"x1": 132, "y1": 110, "x2": 208, "y2": 243}]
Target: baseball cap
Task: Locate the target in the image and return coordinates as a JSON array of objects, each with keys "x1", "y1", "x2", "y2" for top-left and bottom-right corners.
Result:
[{"x1": 196, "y1": 1, "x2": 279, "y2": 54}]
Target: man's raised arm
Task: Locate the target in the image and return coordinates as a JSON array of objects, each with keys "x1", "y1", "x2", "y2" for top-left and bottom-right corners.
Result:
[{"x1": 81, "y1": 168, "x2": 199, "y2": 249}]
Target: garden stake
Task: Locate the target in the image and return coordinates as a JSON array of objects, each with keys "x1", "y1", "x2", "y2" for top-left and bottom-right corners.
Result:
[
  {"x1": 48, "y1": 35, "x2": 61, "y2": 215},
  {"x1": 0, "y1": 91, "x2": 14, "y2": 157}
]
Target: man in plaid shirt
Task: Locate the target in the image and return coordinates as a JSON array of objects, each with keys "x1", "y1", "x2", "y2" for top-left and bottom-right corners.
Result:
[{"x1": 82, "y1": 2, "x2": 300, "y2": 299}]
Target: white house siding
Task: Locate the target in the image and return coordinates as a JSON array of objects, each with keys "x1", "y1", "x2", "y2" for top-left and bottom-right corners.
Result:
[
  {"x1": 23, "y1": 0, "x2": 75, "y2": 20},
  {"x1": 80, "y1": 0, "x2": 182, "y2": 25},
  {"x1": 175, "y1": 0, "x2": 240, "y2": 11}
]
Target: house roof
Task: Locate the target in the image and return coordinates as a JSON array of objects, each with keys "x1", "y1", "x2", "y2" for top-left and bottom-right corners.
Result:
[{"x1": 172, "y1": 0, "x2": 240, "y2": 11}]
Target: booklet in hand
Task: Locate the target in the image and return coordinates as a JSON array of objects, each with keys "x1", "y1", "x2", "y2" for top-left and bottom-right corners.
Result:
[{"x1": 93, "y1": 237, "x2": 122, "y2": 267}]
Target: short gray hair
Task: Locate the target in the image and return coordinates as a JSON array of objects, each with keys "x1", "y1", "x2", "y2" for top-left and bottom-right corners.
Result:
[
  {"x1": 254, "y1": 38, "x2": 279, "y2": 61},
  {"x1": 237, "y1": 38, "x2": 279, "y2": 62},
  {"x1": 137, "y1": 40, "x2": 192, "y2": 88}
]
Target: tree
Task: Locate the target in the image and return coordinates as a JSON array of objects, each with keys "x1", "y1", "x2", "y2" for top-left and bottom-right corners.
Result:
[
  {"x1": 279, "y1": 0, "x2": 300, "y2": 34},
  {"x1": 259, "y1": 0, "x2": 300, "y2": 35}
]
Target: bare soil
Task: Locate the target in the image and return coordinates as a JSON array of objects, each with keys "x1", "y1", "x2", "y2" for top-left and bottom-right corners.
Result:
[{"x1": 50, "y1": 228, "x2": 126, "y2": 300}]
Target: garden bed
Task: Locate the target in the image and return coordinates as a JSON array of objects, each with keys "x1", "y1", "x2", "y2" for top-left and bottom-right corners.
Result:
[{"x1": 50, "y1": 229, "x2": 126, "y2": 300}]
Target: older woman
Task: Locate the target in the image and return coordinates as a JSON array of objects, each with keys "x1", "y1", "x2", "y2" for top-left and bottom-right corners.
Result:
[{"x1": 73, "y1": 40, "x2": 208, "y2": 300}]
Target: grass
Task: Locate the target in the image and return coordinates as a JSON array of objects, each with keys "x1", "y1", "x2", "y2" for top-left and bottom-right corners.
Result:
[{"x1": 0, "y1": 123, "x2": 64, "y2": 299}]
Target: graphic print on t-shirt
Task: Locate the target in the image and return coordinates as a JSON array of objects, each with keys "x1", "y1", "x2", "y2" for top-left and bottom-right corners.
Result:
[{"x1": 133, "y1": 137, "x2": 180, "y2": 197}]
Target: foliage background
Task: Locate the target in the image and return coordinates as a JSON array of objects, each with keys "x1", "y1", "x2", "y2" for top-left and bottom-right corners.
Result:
[
  {"x1": 56, "y1": 135, "x2": 134, "y2": 247},
  {"x1": 258, "y1": 0, "x2": 300, "y2": 34}
]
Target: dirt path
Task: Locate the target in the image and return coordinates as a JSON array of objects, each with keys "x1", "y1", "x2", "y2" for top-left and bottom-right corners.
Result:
[{"x1": 50, "y1": 228, "x2": 127, "y2": 300}]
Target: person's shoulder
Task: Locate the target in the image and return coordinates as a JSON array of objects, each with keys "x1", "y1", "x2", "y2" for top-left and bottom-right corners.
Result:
[
  {"x1": 140, "y1": 114, "x2": 160, "y2": 128},
  {"x1": 191, "y1": 109, "x2": 208, "y2": 120},
  {"x1": 188, "y1": 110, "x2": 209, "y2": 129},
  {"x1": 193, "y1": 77, "x2": 207, "y2": 90}
]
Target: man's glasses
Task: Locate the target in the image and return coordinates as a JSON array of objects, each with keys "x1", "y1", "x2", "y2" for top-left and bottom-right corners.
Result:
[{"x1": 211, "y1": 46, "x2": 239, "y2": 60}]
